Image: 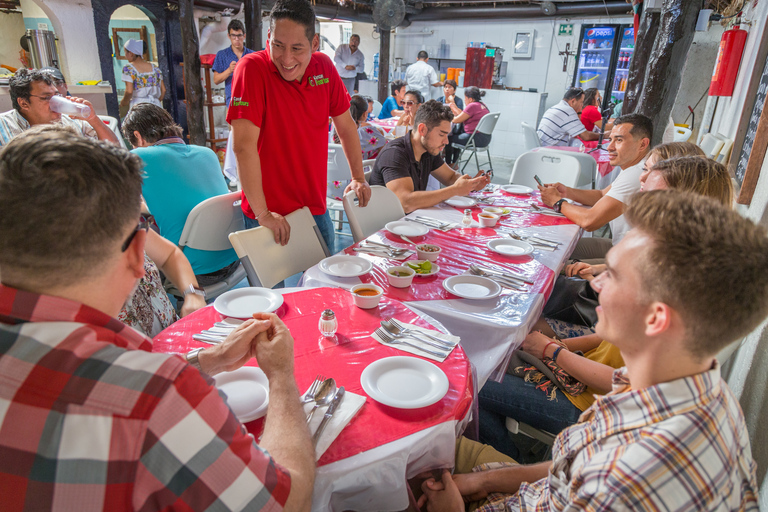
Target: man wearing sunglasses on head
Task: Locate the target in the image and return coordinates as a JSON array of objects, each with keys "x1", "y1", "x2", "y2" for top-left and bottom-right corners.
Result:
[{"x1": 0, "y1": 68, "x2": 119, "y2": 147}]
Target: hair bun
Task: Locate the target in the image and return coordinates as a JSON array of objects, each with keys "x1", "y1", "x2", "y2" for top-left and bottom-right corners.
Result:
[{"x1": 479, "y1": 90, "x2": 486, "y2": 97}]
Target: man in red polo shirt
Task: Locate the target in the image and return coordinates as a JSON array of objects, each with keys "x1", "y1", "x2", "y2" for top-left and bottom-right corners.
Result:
[{"x1": 227, "y1": 0, "x2": 370, "y2": 253}]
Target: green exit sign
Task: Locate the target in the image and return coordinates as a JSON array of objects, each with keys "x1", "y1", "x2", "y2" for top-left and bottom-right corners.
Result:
[
  {"x1": 485, "y1": 48, "x2": 496, "y2": 57},
  {"x1": 558, "y1": 24, "x2": 573, "y2": 36}
]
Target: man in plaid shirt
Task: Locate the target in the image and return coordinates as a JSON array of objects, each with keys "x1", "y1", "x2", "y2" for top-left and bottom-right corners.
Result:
[
  {"x1": 419, "y1": 190, "x2": 767, "y2": 511},
  {"x1": 0, "y1": 128, "x2": 314, "y2": 511}
]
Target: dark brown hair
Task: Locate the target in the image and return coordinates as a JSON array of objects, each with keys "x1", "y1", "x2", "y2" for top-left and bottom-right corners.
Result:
[
  {"x1": 122, "y1": 103, "x2": 184, "y2": 145},
  {"x1": 413, "y1": 100, "x2": 453, "y2": 132},
  {"x1": 0, "y1": 127, "x2": 144, "y2": 287},
  {"x1": 614, "y1": 113, "x2": 653, "y2": 143},
  {"x1": 269, "y1": 0, "x2": 316, "y2": 41},
  {"x1": 9, "y1": 68, "x2": 54, "y2": 111},
  {"x1": 625, "y1": 190, "x2": 768, "y2": 355}
]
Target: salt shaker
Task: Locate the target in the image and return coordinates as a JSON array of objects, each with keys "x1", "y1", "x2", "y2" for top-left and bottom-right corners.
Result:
[
  {"x1": 462, "y1": 209, "x2": 473, "y2": 227},
  {"x1": 318, "y1": 309, "x2": 338, "y2": 337}
]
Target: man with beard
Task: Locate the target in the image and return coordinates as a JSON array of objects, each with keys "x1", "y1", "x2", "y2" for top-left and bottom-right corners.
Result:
[{"x1": 369, "y1": 100, "x2": 489, "y2": 213}]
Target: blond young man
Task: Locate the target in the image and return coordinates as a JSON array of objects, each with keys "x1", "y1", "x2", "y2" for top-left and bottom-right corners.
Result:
[{"x1": 419, "y1": 190, "x2": 767, "y2": 511}]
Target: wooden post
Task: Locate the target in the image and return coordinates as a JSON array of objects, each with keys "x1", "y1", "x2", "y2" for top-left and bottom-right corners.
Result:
[
  {"x1": 626, "y1": 0, "x2": 700, "y2": 146},
  {"x1": 245, "y1": 0, "x2": 262, "y2": 51},
  {"x1": 179, "y1": 0, "x2": 206, "y2": 146},
  {"x1": 378, "y1": 28, "x2": 391, "y2": 104}
]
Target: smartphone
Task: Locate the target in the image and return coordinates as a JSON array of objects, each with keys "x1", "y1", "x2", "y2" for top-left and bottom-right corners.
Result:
[{"x1": 533, "y1": 175, "x2": 544, "y2": 187}]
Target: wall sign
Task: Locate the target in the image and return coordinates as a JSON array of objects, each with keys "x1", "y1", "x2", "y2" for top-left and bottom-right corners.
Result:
[{"x1": 558, "y1": 24, "x2": 573, "y2": 37}]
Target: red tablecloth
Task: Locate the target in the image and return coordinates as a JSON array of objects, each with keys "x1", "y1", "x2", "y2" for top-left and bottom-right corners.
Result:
[
  {"x1": 540, "y1": 145, "x2": 614, "y2": 177},
  {"x1": 344, "y1": 223, "x2": 557, "y2": 303},
  {"x1": 152, "y1": 288, "x2": 473, "y2": 467}
]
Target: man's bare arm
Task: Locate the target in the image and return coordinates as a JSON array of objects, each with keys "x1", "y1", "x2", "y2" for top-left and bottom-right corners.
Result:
[
  {"x1": 560, "y1": 195, "x2": 624, "y2": 231},
  {"x1": 231, "y1": 118, "x2": 291, "y2": 244},
  {"x1": 387, "y1": 167, "x2": 487, "y2": 213},
  {"x1": 334, "y1": 111, "x2": 371, "y2": 206}
]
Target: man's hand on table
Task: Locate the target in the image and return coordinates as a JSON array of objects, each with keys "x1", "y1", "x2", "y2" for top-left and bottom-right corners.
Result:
[
  {"x1": 260, "y1": 211, "x2": 291, "y2": 245},
  {"x1": 198, "y1": 316, "x2": 274, "y2": 376},
  {"x1": 251, "y1": 313, "x2": 296, "y2": 380},
  {"x1": 344, "y1": 179, "x2": 371, "y2": 207},
  {"x1": 417, "y1": 470, "x2": 465, "y2": 511}
]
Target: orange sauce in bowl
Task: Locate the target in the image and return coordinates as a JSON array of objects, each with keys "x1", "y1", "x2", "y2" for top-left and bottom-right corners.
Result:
[{"x1": 354, "y1": 289, "x2": 381, "y2": 297}]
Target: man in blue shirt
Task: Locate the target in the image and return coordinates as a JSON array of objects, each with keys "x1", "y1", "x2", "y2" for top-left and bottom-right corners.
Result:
[
  {"x1": 378, "y1": 79, "x2": 406, "y2": 119},
  {"x1": 213, "y1": 20, "x2": 255, "y2": 108}
]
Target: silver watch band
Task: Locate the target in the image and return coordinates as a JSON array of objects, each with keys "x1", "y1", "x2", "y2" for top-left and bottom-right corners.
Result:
[{"x1": 185, "y1": 347, "x2": 204, "y2": 372}]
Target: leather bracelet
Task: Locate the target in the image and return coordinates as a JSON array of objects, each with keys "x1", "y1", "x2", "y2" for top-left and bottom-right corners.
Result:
[
  {"x1": 552, "y1": 346, "x2": 564, "y2": 363},
  {"x1": 542, "y1": 340, "x2": 559, "y2": 360}
]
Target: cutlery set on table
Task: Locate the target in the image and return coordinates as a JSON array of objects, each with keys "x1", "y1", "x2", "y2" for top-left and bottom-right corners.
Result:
[{"x1": 371, "y1": 318, "x2": 460, "y2": 361}]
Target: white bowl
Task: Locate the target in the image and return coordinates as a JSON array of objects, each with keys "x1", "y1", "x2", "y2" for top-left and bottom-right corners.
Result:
[
  {"x1": 386, "y1": 266, "x2": 416, "y2": 288},
  {"x1": 350, "y1": 284, "x2": 384, "y2": 309},
  {"x1": 415, "y1": 244, "x2": 441, "y2": 262},
  {"x1": 482, "y1": 207, "x2": 504, "y2": 215},
  {"x1": 478, "y1": 212, "x2": 499, "y2": 227}
]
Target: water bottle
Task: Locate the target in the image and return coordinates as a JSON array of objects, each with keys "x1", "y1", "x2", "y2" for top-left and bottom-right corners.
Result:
[
  {"x1": 373, "y1": 53, "x2": 379, "y2": 80},
  {"x1": 49, "y1": 95, "x2": 91, "y2": 117}
]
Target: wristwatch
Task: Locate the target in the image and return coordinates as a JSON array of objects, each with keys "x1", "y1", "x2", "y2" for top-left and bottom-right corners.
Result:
[
  {"x1": 184, "y1": 284, "x2": 206, "y2": 299},
  {"x1": 553, "y1": 199, "x2": 566, "y2": 213},
  {"x1": 185, "y1": 347, "x2": 204, "y2": 372}
]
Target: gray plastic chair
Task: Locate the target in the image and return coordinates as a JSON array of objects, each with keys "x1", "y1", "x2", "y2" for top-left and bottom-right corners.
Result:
[{"x1": 452, "y1": 112, "x2": 501, "y2": 175}]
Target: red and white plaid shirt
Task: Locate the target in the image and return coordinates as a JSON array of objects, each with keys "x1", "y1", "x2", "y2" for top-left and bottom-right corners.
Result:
[
  {"x1": 0, "y1": 284, "x2": 290, "y2": 511},
  {"x1": 478, "y1": 365, "x2": 759, "y2": 511}
]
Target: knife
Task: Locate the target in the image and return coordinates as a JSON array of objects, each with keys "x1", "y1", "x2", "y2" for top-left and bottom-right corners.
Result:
[
  {"x1": 479, "y1": 266, "x2": 535, "y2": 285},
  {"x1": 406, "y1": 217, "x2": 443, "y2": 229},
  {"x1": 312, "y1": 386, "x2": 345, "y2": 446},
  {"x1": 416, "y1": 216, "x2": 454, "y2": 229}
]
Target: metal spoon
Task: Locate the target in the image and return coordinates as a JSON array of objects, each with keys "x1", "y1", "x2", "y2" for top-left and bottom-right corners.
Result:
[{"x1": 306, "y1": 378, "x2": 336, "y2": 423}]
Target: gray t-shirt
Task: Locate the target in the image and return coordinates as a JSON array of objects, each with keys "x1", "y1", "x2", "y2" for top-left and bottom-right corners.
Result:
[{"x1": 369, "y1": 134, "x2": 444, "y2": 191}]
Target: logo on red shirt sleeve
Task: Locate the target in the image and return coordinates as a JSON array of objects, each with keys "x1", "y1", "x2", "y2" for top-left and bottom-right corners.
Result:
[{"x1": 231, "y1": 97, "x2": 249, "y2": 107}]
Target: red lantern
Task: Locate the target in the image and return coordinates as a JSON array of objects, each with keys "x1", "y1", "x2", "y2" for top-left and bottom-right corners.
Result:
[{"x1": 709, "y1": 26, "x2": 748, "y2": 97}]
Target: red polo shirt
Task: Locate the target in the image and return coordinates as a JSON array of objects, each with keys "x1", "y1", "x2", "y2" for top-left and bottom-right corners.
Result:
[{"x1": 227, "y1": 47, "x2": 350, "y2": 218}]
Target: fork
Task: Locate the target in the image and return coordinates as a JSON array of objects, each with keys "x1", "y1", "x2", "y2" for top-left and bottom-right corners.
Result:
[
  {"x1": 380, "y1": 319, "x2": 455, "y2": 349},
  {"x1": 507, "y1": 233, "x2": 557, "y2": 251},
  {"x1": 301, "y1": 374, "x2": 325, "y2": 404},
  {"x1": 468, "y1": 266, "x2": 526, "y2": 290},
  {"x1": 512, "y1": 230, "x2": 560, "y2": 245},
  {"x1": 365, "y1": 241, "x2": 409, "y2": 255},
  {"x1": 375, "y1": 328, "x2": 449, "y2": 358}
]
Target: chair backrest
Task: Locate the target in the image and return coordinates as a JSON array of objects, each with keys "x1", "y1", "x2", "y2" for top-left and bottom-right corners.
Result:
[
  {"x1": 699, "y1": 133, "x2": 725, "y2": 159},
  {"x1": 521, "y1": 121, "x2": 541, "y2": 150},
  {"x1": 475, "y1": 112, "x2": 501, "y2": 136},
  {"x1": 372, "y1": 100, "x2": 383, "y2": 118},
  {"x1": 98, "y1": 115, "x2": 127, "y2": 149},
  {"x1": 531, "y1": 148, "x2": 596, "y2": 189},
  {"x1": 717, "y1": 135, "x2": 734, "y2": 163},
  {"x1": 343, "y1": 185, "x2": 405, "y2": 242},
  {"x1": 177, "y1": 191, "x2": 244, "y2": 251},
  {"x1": 327, "y1": 143, "x2": 352, "y2": 183},
  {"x1": 510, "y1": 150, "x2": 582, "y2": 189},
  {"x1": 673, "y1": 126, "x2": 692, "y2": 142},
  {"x1": 228, "y1": 207, "x2": 329, "y2": 289}
]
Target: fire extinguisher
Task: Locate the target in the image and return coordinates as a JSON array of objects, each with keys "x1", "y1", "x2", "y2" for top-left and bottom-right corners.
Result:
[{"x1": 709, "y1": 25, "x2": 748, "y2": 96}]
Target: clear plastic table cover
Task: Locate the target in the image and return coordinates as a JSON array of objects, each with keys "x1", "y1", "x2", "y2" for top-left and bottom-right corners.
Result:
[
  {"x1": 152, "y1": 287, "x2": 474, "y2": 468},
  {"x1": 302, "y1": 210, "x2": 582, "y2": 387}
]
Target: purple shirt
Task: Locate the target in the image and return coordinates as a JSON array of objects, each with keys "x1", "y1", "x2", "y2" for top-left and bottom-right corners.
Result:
[{"x1": 463, "y1": 101, "x2": 490, "y2": 133}]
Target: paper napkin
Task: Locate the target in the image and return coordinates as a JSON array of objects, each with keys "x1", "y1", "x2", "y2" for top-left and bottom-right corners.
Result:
[
  {"x1": 303, "y1": 389, "x2": 365, "y2": 460},
  {"x1": 371, "y1": 319, "x2": 460, "y2": 362}
]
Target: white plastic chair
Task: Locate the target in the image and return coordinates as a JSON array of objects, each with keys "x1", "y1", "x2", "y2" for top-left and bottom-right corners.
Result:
[
  {"x1": 453, "y1": 112, "x2": 501, "y2": 175},
  {"x1": 531, "y1": 148, "x2": 596, "y2": 189},
  {"x1": 521, "y1": 121, "x2": 541, "y2": 151},
  {"x1": 343, "y1": 185, "x2": 405, "y2": 243},
  {"x1": 228, "y1": 207, "x2": 330, "y2": 289},
  {"x1": 98, "y1": 115, "x2": 127, "y2": 149},
  {"x1": 717, "y1": 136, "x2": 734, "y2": 163},
  {"x1": 510, "y1": 150, "x2": 582, "y2": 190},
  {"x1": 371, "y1": 100, "x2": 383, "y2": 118},
  {"x1": 698, "y1": 133, "x2": 725, "y2": 159},
  {"x1": 673, "y1": 127, "x2": 692, "y2": 142},
  {"x1": 169, "y1": 191, "x2": 246, "y2": 300},
  {"x1": 326, "y1": 144, "x2": 375, "y2": 235}
]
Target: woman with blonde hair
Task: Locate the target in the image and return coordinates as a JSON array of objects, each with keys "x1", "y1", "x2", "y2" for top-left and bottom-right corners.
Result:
[{"x1": 641, "y1": 156, "x2": 733, "y2": 206}]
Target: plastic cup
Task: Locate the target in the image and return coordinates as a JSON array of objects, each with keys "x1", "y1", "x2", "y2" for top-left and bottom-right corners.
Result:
[{"x1": 49, "y1": 95, "x2": 91, "y2": 117}]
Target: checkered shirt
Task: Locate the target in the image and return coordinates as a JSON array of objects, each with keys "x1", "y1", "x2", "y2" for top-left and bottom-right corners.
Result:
[
  {"x1": 0, "y1": 285, "x2": 290, "y2": 511},
  {"x1": 0, "y1": 109, "x2": 97, "y2": 147},
  {"x1": 478, "y1": 364, "x2": 759, "y2": 511}
]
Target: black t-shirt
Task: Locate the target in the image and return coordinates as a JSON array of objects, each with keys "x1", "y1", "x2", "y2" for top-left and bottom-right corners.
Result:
[{"x1": 369, "y1": 134, "x2": 445, "y2": 191}]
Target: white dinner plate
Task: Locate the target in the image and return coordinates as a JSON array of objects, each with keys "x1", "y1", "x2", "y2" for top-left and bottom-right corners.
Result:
[
  {"x1": 406, "y1": 260, "x2": 440, "y2": 277},
  {"x1": 385, "y1": 221, "x2": 429, "y2": 237},
  {"x1": 445, "y1": 196, "x2": 477, "y2": 208},
  {"x1": 442, "y1": 275, "x2": 502, "y2": 300},
  {"x1": 501, "y1": 184, "x2": 534, "y2": 195},
  {"x1": 361, "y1": 356, "x2": 449, "y2": 409},
  {"x1": 487, "y1": 238, "x2": 535, "y2": 257},
  {"x1": 214, "y1": 288, "x2": 284, "y2": 318},
  {"x1": 319, "y1": 255, "x2": 373, "y2": 277},
  {"x1": 213, "y1": 366, "x2": 270, "y2": 422}
]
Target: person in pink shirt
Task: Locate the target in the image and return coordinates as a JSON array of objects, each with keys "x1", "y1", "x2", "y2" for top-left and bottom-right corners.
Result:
[{"x1": 445, "y1": 86, "x2": 490, "y2": 169}]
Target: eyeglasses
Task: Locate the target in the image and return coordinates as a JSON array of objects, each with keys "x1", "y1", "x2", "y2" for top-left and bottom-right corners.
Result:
[
  {"x1": 28, "y1": 93, "x2": 61, "y2": 103},
  {"x1": 229, "y1": 33, "x2": 245, "y2": 39},
  {"x1": 121, "y1": 216, "x2": 150, "y2": 252},
  {"x1": 403, "y1": 101, "x2": 418, "y2": 106}
]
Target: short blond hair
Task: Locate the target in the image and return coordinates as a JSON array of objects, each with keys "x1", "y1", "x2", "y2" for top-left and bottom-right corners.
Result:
[
  {"x1": 648, "y1": 141, "x2": 704, "y2": 161},
  {"x1": 625, "y1": 190, "x2": 768, "y2": 356}
]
